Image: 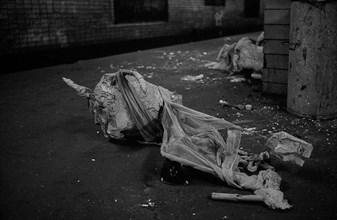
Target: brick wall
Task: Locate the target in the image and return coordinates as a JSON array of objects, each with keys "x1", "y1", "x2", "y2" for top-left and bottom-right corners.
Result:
[{"x1": 0, "y1": 0, "x2": 263, "y2": 56}]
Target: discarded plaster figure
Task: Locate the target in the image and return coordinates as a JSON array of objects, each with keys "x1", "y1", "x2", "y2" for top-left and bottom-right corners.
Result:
[
  {"x1": 63, "y1": 69, "x2": 313, "y2": 210},
  {"x1": 206, "y1": 32, "x2": 264, "y2": 73}
]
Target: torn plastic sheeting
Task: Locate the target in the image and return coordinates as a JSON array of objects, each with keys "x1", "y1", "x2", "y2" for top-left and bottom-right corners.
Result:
[
  {"x1": 158, "y1": 97, "x2": 291, "y2": 209},
  {"x1": 63, "y1": 69, "x2": 181, "y2": 141},
  {"x1": 63, "y1": 69, "x2": 313, "y2": 210}
]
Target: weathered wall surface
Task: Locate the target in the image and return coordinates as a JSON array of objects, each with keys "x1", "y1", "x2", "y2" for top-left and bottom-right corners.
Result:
[
  {"x1": 0, "y1": 0, "x2": 263, "y2": 56},
  {"x1": 287, "y1": 0, "x2": 337, "y2": 119}
]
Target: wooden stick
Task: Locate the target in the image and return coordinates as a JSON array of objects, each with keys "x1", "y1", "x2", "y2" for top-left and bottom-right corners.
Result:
[{"x1": 211, "y1": 193, "x2": 264, "y2": 203}]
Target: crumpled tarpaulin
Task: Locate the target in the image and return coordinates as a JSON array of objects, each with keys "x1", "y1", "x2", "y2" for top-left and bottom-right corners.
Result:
[{"x1": 63, "y1": 69, "x2": 313, "y2": 210}]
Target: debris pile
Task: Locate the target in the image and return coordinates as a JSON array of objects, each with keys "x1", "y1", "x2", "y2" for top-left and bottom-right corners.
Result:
[
  {"x1": 63, "y1": 69, "x2": 313, "y2": 210},
  {"x1": 206, "y1": 32, "x2": 264, "y2": 75}
]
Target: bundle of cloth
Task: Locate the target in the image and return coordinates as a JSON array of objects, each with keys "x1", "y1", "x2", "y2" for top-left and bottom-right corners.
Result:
[
  {"x1": 63, "y1": 69, "x2": 312, "y2": 210},
  {"x1": 205, "y1": 32, "x2": 264, "y2": 75}
]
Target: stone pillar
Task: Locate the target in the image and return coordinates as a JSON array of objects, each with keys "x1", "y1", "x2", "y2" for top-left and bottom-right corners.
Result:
[{"x1": 287, "y1": 0, "x2": 337, "y2": 119}]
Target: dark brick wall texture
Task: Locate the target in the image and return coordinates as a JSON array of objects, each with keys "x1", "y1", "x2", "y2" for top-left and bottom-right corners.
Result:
[{"x1": 0, "y1": 0, "x2": 263, "y2": 56}]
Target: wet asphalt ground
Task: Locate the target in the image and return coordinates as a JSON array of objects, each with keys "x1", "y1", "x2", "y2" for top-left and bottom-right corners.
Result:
[{"x1": 1, "y1": 32, "x2": 337, "y2": 219}]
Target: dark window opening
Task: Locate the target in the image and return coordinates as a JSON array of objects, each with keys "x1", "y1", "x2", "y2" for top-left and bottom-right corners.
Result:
[
  {"x1": 244, "y1": 0, "x2": 260, "y2": 18},
  {"x1": 114, "y1": 0, "x2": 168, "y2": 24},
  {"x1": 205, "y1": 0, "x2": 226, "y2": 6}
]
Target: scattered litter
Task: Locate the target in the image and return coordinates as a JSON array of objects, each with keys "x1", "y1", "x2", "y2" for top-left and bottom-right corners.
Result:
[
  {"x1": 235, "y1": 104, "x2": 245, "y2": 110},
  {"x1": 219, "y1": 100, "x2": 252, "y2": 111},
  {"x1": 205, "y1": 61, "x2": 226, "y2": 70},
  {"x1": 64, "y1": 69, "x2": 314, "y2": 210},
  {"x1": 181, "y1": 74, "x2": 204, "y2": 81},
  {"x1": 141, "y1": 199, "x2": 157, "y2": 210},
  {"x1": 167, "y1": 52, "x2": 175, "y2": 60},
  {"x1": 251, "y1": 72, "x2": 262, "y2": 80},
  {"x1": 144, "y1": 72, "x2": 154, "y2": 78},
  {"x1": 235, "y1": 112, "x2": 243, "y2": 117},
  {"x1": 219, "y1": 100, "x2": 230, "y2": 106},
  {"x1": 245, "y1": 104, "x2": 252, "y2": 110},
  {"x1": 245, "y1": 127, "x2": 256, "y2": 132},
  {"x1": 230, "y1": 77, "x2": 246, "y2": 83},
  {"x1": 267, "y1": 131, "x2": 313, "y2": 167}
]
